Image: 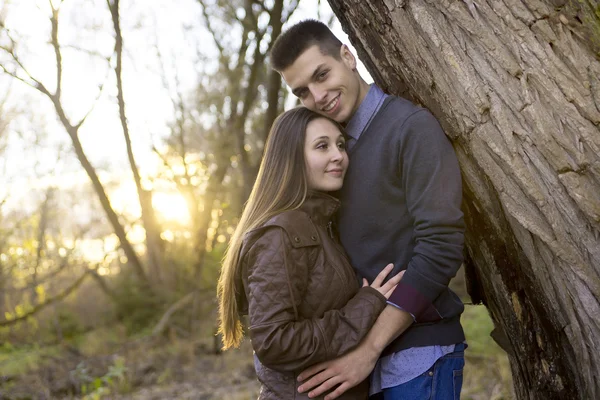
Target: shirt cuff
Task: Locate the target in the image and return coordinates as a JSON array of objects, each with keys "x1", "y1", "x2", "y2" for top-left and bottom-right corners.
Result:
[{"x1": 386, "y1": 301, "x2": 416, "y2": 322}]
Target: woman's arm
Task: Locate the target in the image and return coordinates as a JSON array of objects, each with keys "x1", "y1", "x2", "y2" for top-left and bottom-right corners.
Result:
[{"x1": 244, "y1": 226, "x2": 388, "y2": 372}]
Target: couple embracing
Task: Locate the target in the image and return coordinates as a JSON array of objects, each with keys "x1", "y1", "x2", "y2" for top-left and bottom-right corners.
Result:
[{"x1": 218, "y1": 20, "x2": 466, "y2": 400}]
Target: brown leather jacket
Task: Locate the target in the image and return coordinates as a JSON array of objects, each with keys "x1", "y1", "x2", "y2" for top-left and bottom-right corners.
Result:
[{"x1": 236, "y1": 192, "x2": 387, "y2": 399}]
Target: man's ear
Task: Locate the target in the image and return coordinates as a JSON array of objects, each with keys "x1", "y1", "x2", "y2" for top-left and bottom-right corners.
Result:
[{"x1": 340, "y1": 44, "x2": 357, "y2": 70}]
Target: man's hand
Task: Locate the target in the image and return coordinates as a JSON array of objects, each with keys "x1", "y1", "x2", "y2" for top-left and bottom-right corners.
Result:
[
  {"x1": 298, "y1": 304, "x2": 414, "y2": 399},
  {"x1": 297, "y1": 341, "x2": 378, "y2": 400}
]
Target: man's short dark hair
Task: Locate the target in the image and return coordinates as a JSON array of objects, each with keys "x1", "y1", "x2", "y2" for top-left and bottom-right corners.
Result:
[{"x1": 270, "y1": 19, "x2": 343, "y2": 72}]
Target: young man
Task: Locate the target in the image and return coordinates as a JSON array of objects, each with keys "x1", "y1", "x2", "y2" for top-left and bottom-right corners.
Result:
[{"x1": 270, "y1": 20, "x2": 466, "y2": 400}]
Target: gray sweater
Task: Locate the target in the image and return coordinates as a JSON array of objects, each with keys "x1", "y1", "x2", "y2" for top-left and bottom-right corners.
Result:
[{"x1": 337, "y1": 96, "x2": 465, "y2": 352}]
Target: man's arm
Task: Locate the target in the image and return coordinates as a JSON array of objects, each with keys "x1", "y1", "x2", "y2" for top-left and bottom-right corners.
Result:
[
  {"x1": 388, "y1": 109, "x2": 465, "y2": 321},
  {"x1": 297, "y1": 305, "x2": 413, "y2": 400}
]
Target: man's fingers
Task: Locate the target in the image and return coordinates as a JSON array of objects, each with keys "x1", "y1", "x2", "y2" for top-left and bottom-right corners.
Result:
[
  {"x1": 324, "y1": 381, "x2": 352, "y2": 400},
  {"x1": 298, "y1": 368, "x2": 334, "y2": 393},
  {"x1": 298, "y1": 362, "x2": 327, "y2": 382},
  {"x1": 362, "y1": 278, "x2": 368, "y2": 288},
  {"x1": 307, "y1": 376, "x2": 342, "y2": 398}
]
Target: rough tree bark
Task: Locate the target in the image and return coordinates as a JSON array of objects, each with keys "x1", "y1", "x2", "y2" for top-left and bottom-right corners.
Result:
[{"x1": 327, "y1": 1, "x2": 600, "y2": 399}]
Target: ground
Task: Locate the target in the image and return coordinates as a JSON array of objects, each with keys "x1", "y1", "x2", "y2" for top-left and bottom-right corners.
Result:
[{"x1": 0, "y1": 304, "x2": 513, "y2": 399}]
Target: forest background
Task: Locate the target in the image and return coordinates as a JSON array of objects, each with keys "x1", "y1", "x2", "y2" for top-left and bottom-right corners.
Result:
[{"x1": 0, "y1": 0, "x2": 512, "y2": 399}]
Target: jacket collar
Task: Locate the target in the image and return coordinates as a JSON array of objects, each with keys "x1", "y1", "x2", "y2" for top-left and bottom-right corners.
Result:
[{"x1": 300, "y1": 191, "x2": 340, "y2": 225}]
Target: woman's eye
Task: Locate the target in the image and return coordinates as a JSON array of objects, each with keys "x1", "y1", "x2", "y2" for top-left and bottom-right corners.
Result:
[
  {"x1": 316, "y1": 143, "x2": 328, "y2": 150},
  {"x1": 317, "y1": 71, "x2": 328, "y2": 81},
  {"x1": 338, "y1": 142, "x2": 346, "y2": 149}
]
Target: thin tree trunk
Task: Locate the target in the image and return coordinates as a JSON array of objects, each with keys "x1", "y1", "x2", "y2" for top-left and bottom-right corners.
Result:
[
  {"x1": 108, "y1": 0, "x2": 164, "y2": 285},
  {"x1": 250, "y1": 0, "x2": 285, "y2": 200},
  {"x1": 32, "y1": 188, "x2": 53, "y2": 304},
  {"x1": 327, "y1": 1, "x2": 600, "y2": 399},
  {"x1": 0, "y1": 252, "x2": 5, "y2": 315},
  {"x1": 193, "y1": 162, "x2": 228, "y2": 281},
  {"x1": 0, "y1": 3, "x2": 150, "y2": 287},
  {"x1": 57, "y1": 107, "x2": 149, "y2": 286}
]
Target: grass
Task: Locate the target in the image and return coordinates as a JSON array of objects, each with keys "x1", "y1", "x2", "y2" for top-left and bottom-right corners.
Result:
[
  {"x1": 462, "y1": 305, "x2": 514, "y2": 399},
  {"x1": 0, "y1": 343, "x2": 60, "y2": 377},
  {"x1": 76, "y1": 324, "x2": 128, "y2": 356},
  {"x1": 0, "y1": 304, "x2": 514, "y2": 399}
]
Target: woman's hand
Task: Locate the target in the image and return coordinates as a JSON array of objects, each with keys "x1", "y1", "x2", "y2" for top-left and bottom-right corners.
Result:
[{"x1": 362, "y1": 263, "x2": 404, "y2": 299}]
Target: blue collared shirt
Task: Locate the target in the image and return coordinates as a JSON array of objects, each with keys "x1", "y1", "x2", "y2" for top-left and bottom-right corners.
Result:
[{"x1": 344, "y1": 84, "x2": 455, "y2": 394}]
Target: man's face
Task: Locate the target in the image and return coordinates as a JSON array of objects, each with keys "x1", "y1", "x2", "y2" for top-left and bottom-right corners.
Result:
[{"x1": 281, "y1": 45, "x2": 365, "y2": 124}]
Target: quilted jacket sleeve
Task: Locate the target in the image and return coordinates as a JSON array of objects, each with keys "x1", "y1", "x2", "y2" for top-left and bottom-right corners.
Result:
[{"x1": 243, "y1": 226, "x2": 387, "y2": 373}]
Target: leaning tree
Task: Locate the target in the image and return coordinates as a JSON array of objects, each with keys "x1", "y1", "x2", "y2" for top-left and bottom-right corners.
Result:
[{"x1": 326, "y1": 1, "x2": 600, "y2": 399}]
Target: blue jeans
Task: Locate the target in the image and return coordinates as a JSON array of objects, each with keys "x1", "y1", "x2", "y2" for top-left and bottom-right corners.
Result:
[{"x1": 379, "y1": 343, "x2": 466, "y2": 400}]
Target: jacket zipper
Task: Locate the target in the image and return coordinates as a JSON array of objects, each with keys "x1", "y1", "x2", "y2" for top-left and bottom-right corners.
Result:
[{"x1": 327, "y1": 221, "x2": 334, "y2": 239}]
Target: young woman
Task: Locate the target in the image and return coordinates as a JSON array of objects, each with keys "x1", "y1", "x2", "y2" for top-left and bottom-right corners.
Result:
[{"x1": 217, "y1": 107, "x2": 400, "y2": 399}]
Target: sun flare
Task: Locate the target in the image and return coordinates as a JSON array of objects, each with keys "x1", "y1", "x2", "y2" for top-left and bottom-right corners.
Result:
[{"x1": 152, "y1": 192, "x2": 191, "y2": 224}]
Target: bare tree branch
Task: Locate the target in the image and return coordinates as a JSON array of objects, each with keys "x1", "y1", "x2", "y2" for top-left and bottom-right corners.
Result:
[
  {"x1": 88, "y1": 268, "x2": 117, "y2": 301},
  {"x1": 0, "y1": 3, "x2": 150, "y2": 285},
  {"x1": 151, "y1": 288, "x2": 214, "y2": 337},
  {"x1": 0, "y1": 270, "x2": 91, "y2": 327},
  {"x1": 48, "y1": 2, "x2": 63, "y2": 100},
  {"x1": 108, "y1": 0, "x2": 164, "y2": 286},
  {"x1": 281, "y1": 0, "x2": 300, "y2": 23},
  {"x1": 251, "y1": 0, "x2": 270, "y2": 17},
  {"x1": 62, "y1": 44, "x2": 110, "y2": 60},
  {"x1": 152, "y1": 31, "x2": 192, "y2": 180},
  {"x1": 199, "y1": 1, "x2": 226, "y2": 62},
  {"x1": 151, "y1": 291, "x2": 194, "y2": 336},
  {"x1": 0, "y1": 43, "x2": 50, "y2": 95},
  {"x1": 73, "y1": 76, "x2": 109, "y2": 130}
]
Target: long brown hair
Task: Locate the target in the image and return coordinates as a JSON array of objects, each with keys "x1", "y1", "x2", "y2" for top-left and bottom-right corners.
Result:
[{"x1": 217, "y1": 107, "x2": 324, "y2": 349}]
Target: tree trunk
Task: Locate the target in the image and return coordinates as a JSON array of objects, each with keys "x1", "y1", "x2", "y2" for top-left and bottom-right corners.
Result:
[
  {"x1": 327, "y1": 1, "x2": 600, "y2": 399},
  {"x1": 193, "y1": 161, "x2": 228, "y2": 281},
  {"x1": 109, "y1": 0, "x2": 164, "y2": 285},
  {"x1": 0, "y1": 252, "x2": 5, "y2": 315},
  {"x1": 0, "y1": 3, "x2": 150, "y2": 288},
  {"x1": 32, "y1": 188, "x2": 53, "y2": 304}
]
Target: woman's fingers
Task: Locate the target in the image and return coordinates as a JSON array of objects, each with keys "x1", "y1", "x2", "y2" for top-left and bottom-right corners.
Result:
[
  {"x1": 371, "y1": 263, "x2": 394, "y2": 287},
  {"x1": 384, "y1": 284, "x2": 398, "y2": 299},
  {"x1": 367, "y1": 266, "x2": 407, "y2": 298},
  {"x1": 380, "y1": 275, "x2": 400, "y2": 294}
]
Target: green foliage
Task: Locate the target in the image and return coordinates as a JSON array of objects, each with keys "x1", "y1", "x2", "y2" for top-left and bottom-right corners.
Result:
[
  {"x1": 112, "y1": 272, "x2": 164, "y2": 335},
  {"x1": 55, "y1": 308, "x2": 86, "y2": 339},
  {"x1": 0, "y1": 343, "x2": 60, "y2": 376},
  {"x1": 156, "y1": 366, "x2": 173, "y2": 385},
  {"x1": 72, "y1": 356, "x2": 129, "y2": 400},
  {"x1": 462, "y1": 305, "x2": 503, "y2": 356},
  {"x1": 201, "y1": 244, "x2": 227, "y2": 288},
  {"x1": 75, "y1": 325, "x2": 127, "y2": 355},
  {"x1": 462, "y1": 305, "x2": 513, "y2": 399}
]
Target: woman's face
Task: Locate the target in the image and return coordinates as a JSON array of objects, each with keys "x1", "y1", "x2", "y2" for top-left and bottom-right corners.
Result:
[{"x1": 304, "y1": 118, "x2": 349, "y2": 192}]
